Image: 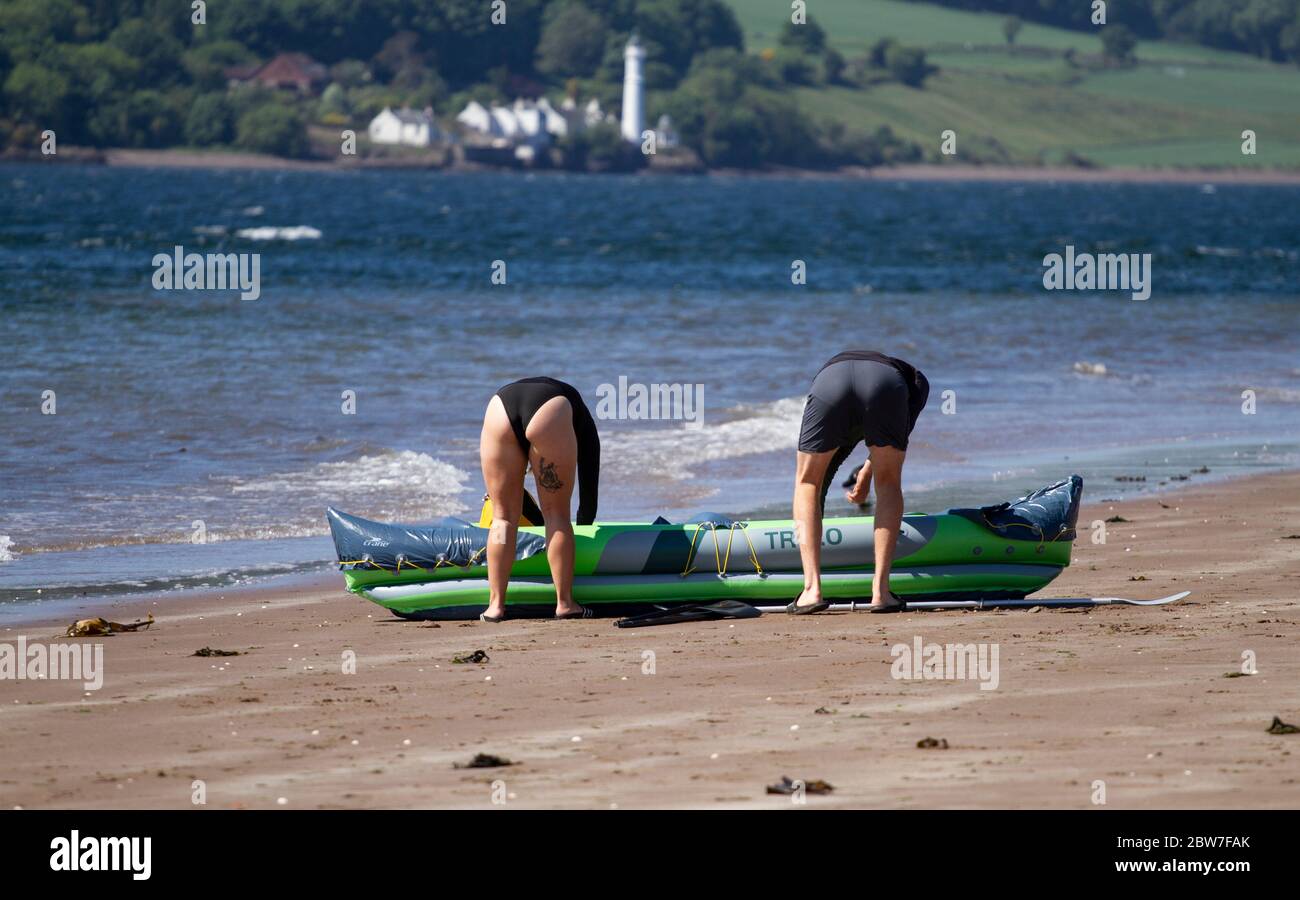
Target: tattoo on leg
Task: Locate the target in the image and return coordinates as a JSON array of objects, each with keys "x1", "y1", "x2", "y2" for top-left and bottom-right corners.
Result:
[{"x1": 536, "y1": 457, "x2": 564, "y2": 492}]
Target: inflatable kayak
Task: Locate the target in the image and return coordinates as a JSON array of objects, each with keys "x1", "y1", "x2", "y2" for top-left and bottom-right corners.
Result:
[{"x1": 327, "y1": 476, "x2": 1083, "y2": 620}]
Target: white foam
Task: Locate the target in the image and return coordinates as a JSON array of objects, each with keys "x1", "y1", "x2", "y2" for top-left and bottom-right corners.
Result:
[
  {"x1": 235, "y1": 225, "x2": 322, "y2": 241},
  {"x1": 197, "y1": 524, "x2": 332, "y2": 543},
  {"x1": 0, "y1": 535, "x2": 15, "y2": 563},
  {"x1": 601, "y1": 396, "x2": 806, "y2": 481},
  {"x1": 229, "y1": 450, "x2": 471, "y2": 514}
]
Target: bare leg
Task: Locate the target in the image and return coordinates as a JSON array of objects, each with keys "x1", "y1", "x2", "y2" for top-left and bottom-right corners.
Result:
[
  {"x1": 867, "y1": 445, "x2": 906, "y2": 606},
  {"x1": 525, "y1": 396, "x2": 581, "y2": 616},
  {"x1": 792, "y1": 449, "x2": 837, "y2": 608},
  {"x1": 480, "y1": 395, "x2": 526, "y2": 620}
]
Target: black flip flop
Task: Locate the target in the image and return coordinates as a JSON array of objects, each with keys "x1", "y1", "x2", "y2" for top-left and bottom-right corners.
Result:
[
  {"x1": 868, "y1": 592, "x2": 907, "y2": 614},
  {"x1": 479, "y1": 611, "x2": 507, "y2": 623},
  {"x1": 786, "y1": 598, "x2": 831, "y2": 615},
  {"x1": 615, "y1": 600, "x2": 761, "y2": 629},
  {"x1": 554, "y1": 607, "x2": 594, "y2": 620}
]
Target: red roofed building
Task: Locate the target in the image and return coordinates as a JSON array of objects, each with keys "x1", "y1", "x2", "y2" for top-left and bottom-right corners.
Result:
[{"x1": 226, "y1": 53, "x2": 327, "y2": 94}]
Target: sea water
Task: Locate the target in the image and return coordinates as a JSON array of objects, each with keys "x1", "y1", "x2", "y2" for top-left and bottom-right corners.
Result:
[{"x1": 1, "y1": 166, "x2": 1297, "y2": 616}]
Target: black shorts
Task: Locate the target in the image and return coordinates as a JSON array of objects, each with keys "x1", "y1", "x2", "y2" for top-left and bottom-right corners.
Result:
[
  {"x1": 799, "y1": 358, "x2": 917, "y2": 453},
  {"x1": 798, "y1": 358, "x2": 929, "y2": 511}
]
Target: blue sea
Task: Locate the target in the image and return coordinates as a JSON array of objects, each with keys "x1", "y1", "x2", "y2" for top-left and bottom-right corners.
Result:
[{"x1": 1, "y1": 164, "x2": 1297, "y2": 619}]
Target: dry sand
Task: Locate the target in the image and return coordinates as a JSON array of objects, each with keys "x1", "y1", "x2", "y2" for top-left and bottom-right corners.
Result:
[{"x1": 1, "y1": 471, "x2": 1296, "y2": 809}]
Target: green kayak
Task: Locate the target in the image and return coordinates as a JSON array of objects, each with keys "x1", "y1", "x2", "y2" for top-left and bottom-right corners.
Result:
[{"x1": 327, "y1": 476, "x2": 1083, "y2": 620}]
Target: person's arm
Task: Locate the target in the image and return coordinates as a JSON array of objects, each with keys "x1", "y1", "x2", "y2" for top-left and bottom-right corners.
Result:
[
  {"x1": 845, "y1": 459, "x2": 872, "y2": 505},
  {"x1": 907, "y1": 368, "x2": 930, "y2": 433},
  {"x1": 574, "y1": 403, "x2": 600, "y2": 525}
]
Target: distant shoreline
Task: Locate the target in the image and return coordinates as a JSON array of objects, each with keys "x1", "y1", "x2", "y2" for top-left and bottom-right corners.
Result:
[{"x1": 7, "y1": 147, "x2": 1300, "y2": 184}]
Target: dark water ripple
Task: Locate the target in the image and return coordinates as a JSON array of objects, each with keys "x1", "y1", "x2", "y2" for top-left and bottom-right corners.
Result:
[{"x1": 0, "y1": 165, "x2": 1297, "y2": 604}]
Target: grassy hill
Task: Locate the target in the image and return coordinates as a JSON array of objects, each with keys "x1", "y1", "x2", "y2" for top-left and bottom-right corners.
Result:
[{"x1": 726, "y1": 0, "x2": 1300, "y2": 167}]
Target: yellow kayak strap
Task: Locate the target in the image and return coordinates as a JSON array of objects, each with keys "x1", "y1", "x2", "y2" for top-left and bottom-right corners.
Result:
[
  {"x1": 681, "y1": 522, "x2": 765, "y2": 578},
  {"x1": 478, "y1": 493, "x2": 540, "y2": 528}
]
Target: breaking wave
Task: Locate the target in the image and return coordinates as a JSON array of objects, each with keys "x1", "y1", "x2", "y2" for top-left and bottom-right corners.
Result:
[
  {"x1": 226, "y1": 449, "x2": 472, "y2": 520},
  {"x1": 601, "y1": 396, "x2": 805, "y2": 481},
  {"x1": 235, "y1": 225, "x2": 322, "y2": 241}
]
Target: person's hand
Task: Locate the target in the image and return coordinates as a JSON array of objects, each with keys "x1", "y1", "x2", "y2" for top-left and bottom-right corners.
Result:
[{"x1": 845, "y1": 483, "x2": 870, "y2": 505}]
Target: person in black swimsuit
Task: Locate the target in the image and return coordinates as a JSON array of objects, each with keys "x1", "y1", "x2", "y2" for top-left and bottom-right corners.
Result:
[
  {"x1": 789, "y1": 351, "x2": 929, "y2": 615},
  {"x1": 479, "y1": 377, "x2": 600, "y2": 622}
]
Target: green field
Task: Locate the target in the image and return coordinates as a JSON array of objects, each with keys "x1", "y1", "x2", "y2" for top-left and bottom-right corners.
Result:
[{"x1": 726, "y1": 0, "x2": 1300, "y2": 167}]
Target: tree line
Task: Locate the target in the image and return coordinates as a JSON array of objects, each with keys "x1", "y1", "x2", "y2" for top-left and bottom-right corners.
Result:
[{"x1": 0, "y1": 0, "x2": 928, "y2": 168}]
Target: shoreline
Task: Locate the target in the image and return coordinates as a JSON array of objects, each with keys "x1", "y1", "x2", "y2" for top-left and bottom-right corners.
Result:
[
  {"x1": 4, "y1": 451, "x2": 1294, "y2": 626},
  {"x1": 2, "y1": 469, "x2": 1296, "y2": 809},
  {"x1": 7, "y1": 148, "x2": 1300, "y2": 185}
]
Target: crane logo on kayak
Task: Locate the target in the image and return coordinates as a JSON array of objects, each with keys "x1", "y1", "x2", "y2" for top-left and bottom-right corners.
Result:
[
  {"x1": 1042, "y1": 245, "x2": 1151, "y2": 301},
  {"x1": 49, "y1": 831, "x2": 151, "y2": 881},
  {"x1": 152, "y1": 244, "x2": 261, "y2": 301},
  {"x1": 594, "y1": 377, "x2": 704, "y2": 429},
  {"x1": 0, "y1": 637, "x2": 104, "y2": 691},
  {"x1": 890, "y1": 637, "x2": 1000, "y2": 691}
]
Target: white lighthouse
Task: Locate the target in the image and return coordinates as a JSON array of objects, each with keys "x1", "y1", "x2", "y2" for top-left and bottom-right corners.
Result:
[{"x1": 620, "y1": 34, "x2": 645, "y2": 143}]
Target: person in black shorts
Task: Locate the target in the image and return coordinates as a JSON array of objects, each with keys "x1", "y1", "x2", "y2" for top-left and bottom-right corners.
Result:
[
  {"x1": 479, "y1": 377, "x2": 600, "y2": 622},
  {"x1": 789, "y1": 351, "x2": 929, "y2": 615}
]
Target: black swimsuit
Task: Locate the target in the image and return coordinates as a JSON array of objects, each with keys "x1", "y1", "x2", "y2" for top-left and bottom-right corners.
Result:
[{"x1": 494, "y1": 377, "x2": 601, "y2": 525}]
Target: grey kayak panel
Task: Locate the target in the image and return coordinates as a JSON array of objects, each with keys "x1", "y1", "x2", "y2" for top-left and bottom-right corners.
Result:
[
  {"x1": 327, "y1": 507, "x2": 546, "y2": 570},
  {"x1": 593, "y1": 514, "x2": 940, "y2": 574},
  {"x1": 948, "y1": 475, "x2": 1083, "y2": 543}
]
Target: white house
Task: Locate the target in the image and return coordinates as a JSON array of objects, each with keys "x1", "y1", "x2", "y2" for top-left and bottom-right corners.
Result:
[
  {"x1": 456, "y1": 101, "x2": 502, "y2": 139},
  {"x1": 583, "y1": 98, "x2": 611, "y2": 129},
  {"x1": 536, "y1": 98, "x2": 570, "y2": 137},
  {"x1": 457, "y1": 96, "x2": 616, "y2": 142},
  {"x1": 453, "y1": 36, "x2": 666, "y2": 159},
  {"x1": 368, "y1": 107, "x2": 442, "y2": 147}
]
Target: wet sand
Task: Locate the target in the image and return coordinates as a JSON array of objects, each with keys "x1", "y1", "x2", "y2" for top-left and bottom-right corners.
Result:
[{"x1": 1, "y1": 471, "x2": 1296, "y2": 809}]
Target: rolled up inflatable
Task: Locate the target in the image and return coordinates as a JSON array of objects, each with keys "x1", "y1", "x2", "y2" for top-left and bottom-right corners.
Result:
[{"x1": 327, "y1": 476, "x2": 1083, "y2": 620}]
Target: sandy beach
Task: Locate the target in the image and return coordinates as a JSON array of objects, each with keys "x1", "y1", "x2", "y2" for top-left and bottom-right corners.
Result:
[{"x1": 1, "y1": 470, "x2": 1296, "y2": 810}]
